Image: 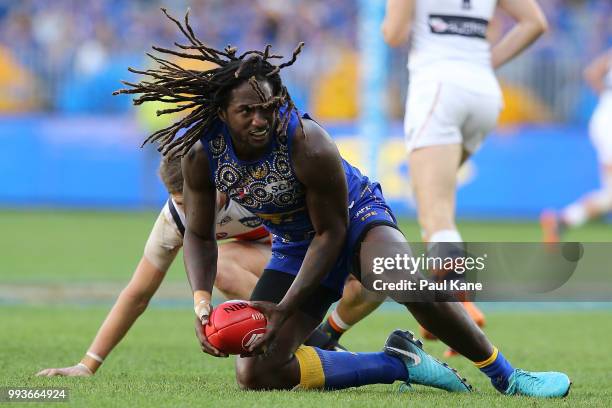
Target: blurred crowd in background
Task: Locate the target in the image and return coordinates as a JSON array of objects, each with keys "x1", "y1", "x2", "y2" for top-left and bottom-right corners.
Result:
[{"x1": 0, "y1": 0, "x2": 610, "y2": 125}]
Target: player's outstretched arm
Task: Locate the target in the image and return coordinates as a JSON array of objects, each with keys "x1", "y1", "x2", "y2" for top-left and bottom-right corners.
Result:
[
  {"x1": 491, "y1": 0, "x2": 548, "y2": 69},
  {"x1": 182, "y1": 143, "x2": 227, "y2": 357},
  {"x1": 248, "y1": 119, "x2": 348, "y2": 353},
  {"x1": 583, "y1": 50, "x2": 612, "y2": 94},
  {"x1": 381, "y1": 0, "x2": 415, "y2": 47},
  {"x1": 35, "y1": 258, "x2": 169, "y2": 377},
  {"x1": 36, "y1": 212, "x2": 180, "y2": 376}
]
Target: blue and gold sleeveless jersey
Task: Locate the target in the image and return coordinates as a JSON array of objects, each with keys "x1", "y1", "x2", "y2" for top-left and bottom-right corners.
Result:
[
  {"x1": 200, "y1": 108, "x2": 396, "y2": 293},
  {"x1": 201, "y1": 110, "x2": 367, "y2": 241}
]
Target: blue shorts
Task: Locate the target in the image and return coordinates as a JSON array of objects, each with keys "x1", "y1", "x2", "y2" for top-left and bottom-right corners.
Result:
[{"x1": 266, "y1": 182, "x2": 399, "y2": 297}]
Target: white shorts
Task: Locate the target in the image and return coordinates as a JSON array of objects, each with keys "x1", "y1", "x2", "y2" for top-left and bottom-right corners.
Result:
[
  {"x1": 589, "y1": 94, "x2": 612, "y2": 165},
  {"x1": 404, "y1": 81, "x2": 502, "y2": 154}
]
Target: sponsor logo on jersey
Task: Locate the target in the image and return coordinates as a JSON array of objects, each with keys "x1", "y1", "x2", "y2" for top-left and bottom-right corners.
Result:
[
  {"x1": 355, "y1": 205, "x2": 372, "y2": 218},
  {"x1": 264, "y1": 180, "x2": 294, "y2": 194},
  {"x1": 250, "y1": 165, "x2": 268, "y2": 179},
  {"x1": 218, "y1": 215, "x2": 232, "y2": 226},
  {"x1": 428, "y1": 14, "x2": 488, "y2": 39},
  {"x1": 239, "y1": 216, "x2": 263, "y2": 228},
  {"x1": 361, "y1": 210, "x2": 378, "y2": 222}
]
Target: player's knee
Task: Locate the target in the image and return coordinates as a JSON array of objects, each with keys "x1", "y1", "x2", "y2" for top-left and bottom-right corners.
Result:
[
  {"x1": 235, "y1": 361, "x2": 269, "y2": 390},
  {"x1": 236, "y1": 370, "x2": 261, "y2": 390},
  {"x1": 215, "y1": 260, "x2": 239, "y2": 295},
  {"x1": 121, "y1": 288, "x2": 153, "y2": 314},
  {"x1": 340, "y1": 278, "x2": 365, "y2": 307}
]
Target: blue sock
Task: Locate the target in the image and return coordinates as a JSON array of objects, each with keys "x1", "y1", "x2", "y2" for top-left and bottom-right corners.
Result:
[
  {"x1": 315, "y1": 348, "x2": 408, "y2": 390},
  {"x1": 476, "y1": 348, "x2": 515, "y2": 392}
]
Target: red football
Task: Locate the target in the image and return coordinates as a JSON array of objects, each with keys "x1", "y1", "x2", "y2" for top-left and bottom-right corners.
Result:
[{"x1": 204, "y1": 300, "x2": 267, "y2": 355}]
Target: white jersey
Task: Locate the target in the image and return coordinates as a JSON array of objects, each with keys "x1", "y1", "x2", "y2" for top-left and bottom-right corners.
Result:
[
  {"x1": 162, "y1": 196, "x2": 268, "y2": 241},
  {"x1": 143, "y1": 197, "x2": 269, "y2": 271},
  {"x1": 409, "y1": 0, "x2": 500, "y2": 95}
]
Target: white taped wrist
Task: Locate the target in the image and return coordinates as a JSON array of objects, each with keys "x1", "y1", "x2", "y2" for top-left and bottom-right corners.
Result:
[
  {"x1": 77, "y1": 362, "x2": 94, "y2": 375},
  {"x1": 86, "y1": 351, "x2": 104, "y2": 363},
  {"x1": 194, "y1": 299, "x2": 211, "y2": 321}
]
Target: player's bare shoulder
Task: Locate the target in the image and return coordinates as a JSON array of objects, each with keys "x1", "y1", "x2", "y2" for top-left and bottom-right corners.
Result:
[
  {"x1": 291, "y1": 118, "x2": 342, "y2": 183},
  {"x1": 182, "y1": 141, "x2": 205, "y2": 170},
  {"x1": 181, "y1": 141, "x2": 213, "y2": 190}
]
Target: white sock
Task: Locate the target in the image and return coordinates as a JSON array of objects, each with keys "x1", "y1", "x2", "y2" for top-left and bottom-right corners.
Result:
[
  {"x1": 589, "y1": 189, "x2": 612, "y2": 213},
  {"x1": 330, "y1": 309, "x2": 351, "y2": 331},
  {"x1": 429, "y1": 229, "x2": 463, "y2": 243},
  {"x1": 427, "y1": 229, "x2": 464, "y2": 263},
  {"x1": 562, "y1": 203, "x2": 588, "y2": 227}
]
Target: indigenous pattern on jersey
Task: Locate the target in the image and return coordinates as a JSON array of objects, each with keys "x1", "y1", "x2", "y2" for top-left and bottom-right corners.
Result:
[
  {"x1": 164, "y1": 196, "x2": 269, "y2": 242},
  {"x1": 200, "y1": 109, "x2": 398, "y2": 294},
  {"x1": 203, "y1": 111, "x2": 311, "y2": 243}
]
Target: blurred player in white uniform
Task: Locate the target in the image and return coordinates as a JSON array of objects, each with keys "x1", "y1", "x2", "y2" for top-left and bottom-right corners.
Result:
[
  {"x1": 379, "y1": 0, "x2": 545, "y2": 355},
  {"x1": 542, "y1": 49, "x2": 612, "y2": 242},
  {"x1": 313, "y1": 0, "x2": 549, "y2": 357},
  {"x1": 36, "y1": 157, "x2": 271, "y2": 376}
]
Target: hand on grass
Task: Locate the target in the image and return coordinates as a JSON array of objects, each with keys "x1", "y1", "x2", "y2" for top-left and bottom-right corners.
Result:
[{"x1": 36, "y1": 364, "x2": 93, "y2": 377}]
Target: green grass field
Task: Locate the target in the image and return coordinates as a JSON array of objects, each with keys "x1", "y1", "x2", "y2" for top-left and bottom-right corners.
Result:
[{"x1": 1, "y1": 210, "x2": 611, "y2": 407}]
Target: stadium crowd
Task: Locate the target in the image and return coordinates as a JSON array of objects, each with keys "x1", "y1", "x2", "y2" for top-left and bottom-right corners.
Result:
[{"x1": 0, "y1": 0, "x2": 610, "y2": 122}]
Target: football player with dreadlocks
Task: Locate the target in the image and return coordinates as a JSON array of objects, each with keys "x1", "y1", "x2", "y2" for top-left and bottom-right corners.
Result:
[{"x1": 115, "y1": 9, "x2": 570, "y2": 397}]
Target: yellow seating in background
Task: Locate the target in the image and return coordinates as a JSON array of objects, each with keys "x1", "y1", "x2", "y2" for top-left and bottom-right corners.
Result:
[
  {"x1": 311, "y1": 50, "x2": 359, "y2": 121},
  {"x1": 0, "y1": 46, "x2": 39, "y2": 112},
  {"x1": 498, "y1": 81, "x2": 553, "y2": 126}
]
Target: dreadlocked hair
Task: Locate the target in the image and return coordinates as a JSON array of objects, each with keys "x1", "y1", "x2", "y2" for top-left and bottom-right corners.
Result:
[{"x1": 113, "y1": 8, "x2": 304, "y2": 158}]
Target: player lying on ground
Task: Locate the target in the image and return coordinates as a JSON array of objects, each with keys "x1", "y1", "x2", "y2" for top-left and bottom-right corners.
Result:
[
  {"x1": 368, "y1": 0, "x2": 548, "y2": 356},
  {"x1": 117, "y1": 11, "x2": 571, "y2": 397},
  {"x1": 36, "y1": 158, "x2": 270, "y2": 376},
  {"x1": 541, "y1": 48, "x2": 612, "y2": 242}
]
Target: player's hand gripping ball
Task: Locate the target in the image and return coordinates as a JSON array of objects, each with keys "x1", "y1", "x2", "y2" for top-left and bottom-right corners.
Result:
[{"x1": 204, "y1": 300, "x2": 267, "y2": 354}]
